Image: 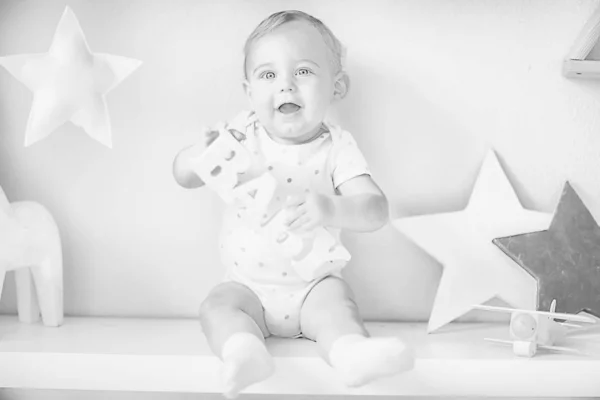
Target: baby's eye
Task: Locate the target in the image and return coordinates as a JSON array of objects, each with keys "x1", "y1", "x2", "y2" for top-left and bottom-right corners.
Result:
[
  {"x1": 296, "y1": 68, "x2": 312, "y2": 76},
  {"x1": 260, "y1": 71, "x2": 276, "y2": 80}
]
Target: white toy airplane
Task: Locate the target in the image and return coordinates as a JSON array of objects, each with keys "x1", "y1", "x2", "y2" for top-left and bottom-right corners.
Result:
[{"x1": 472, "y1": 300, "x2": 596, "y2": 357}]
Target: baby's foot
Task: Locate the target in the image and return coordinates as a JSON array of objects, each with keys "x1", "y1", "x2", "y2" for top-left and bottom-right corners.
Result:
[
  {"x1": 220, "y1": 332, "x2": 275, "y2": 399},
  {"x1": 328, "y1": 334, "x2": 414, "y2": 387}
]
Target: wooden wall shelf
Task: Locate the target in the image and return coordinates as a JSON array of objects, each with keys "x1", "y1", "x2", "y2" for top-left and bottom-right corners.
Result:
[{"x1": 564, "y1": 5, "x2": 600, "y2": 78}]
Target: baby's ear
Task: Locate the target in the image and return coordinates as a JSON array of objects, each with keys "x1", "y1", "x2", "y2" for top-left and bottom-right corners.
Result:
[
  {"x1": 242, "y1": 79, "x2": 251, "y2": 98},
  {"x1": 333, "y1": 72, "x2": 350, "y2": 100}
]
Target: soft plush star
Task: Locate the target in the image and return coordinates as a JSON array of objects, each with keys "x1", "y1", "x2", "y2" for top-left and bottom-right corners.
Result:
[
  {"x1": 493, "y1": 182, "x2": 600, "y2": 317},
  {"x1": 0, "y1": 6, "x2": 142, "y2": 148},
  {"x1": 392, "y1": 151, "x2": 553, "y2": 333}
]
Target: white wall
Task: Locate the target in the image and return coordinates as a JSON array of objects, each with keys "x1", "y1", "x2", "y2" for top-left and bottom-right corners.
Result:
[{"x1": 1, "y1": 0, "x2": 599, "y2": 322}]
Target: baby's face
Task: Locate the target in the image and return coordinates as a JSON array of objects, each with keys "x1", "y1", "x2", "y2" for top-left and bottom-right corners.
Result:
[{"x1": 244, "y1": 20, "x2": 338, "y2": 144}]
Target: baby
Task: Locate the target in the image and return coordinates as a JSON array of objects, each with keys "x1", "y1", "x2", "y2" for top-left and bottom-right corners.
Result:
[{"x1": 173, "y1": 10, "x2": 414, "y2": 398}]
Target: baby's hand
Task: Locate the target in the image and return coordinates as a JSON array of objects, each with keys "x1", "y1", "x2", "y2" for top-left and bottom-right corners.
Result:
[
  {"x1": 175, "y1": 126, "x2": 247, "y2": 189},
  {"x1": 195, "y1": 126, "x2": 245, "y2": 153},
  {"x1": 284, "y1": 192, "x2": 335, "y2": 232}
]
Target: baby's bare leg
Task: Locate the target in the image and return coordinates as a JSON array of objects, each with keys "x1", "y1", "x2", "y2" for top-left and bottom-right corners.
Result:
[
  {"x1": 300, "y1": 276, "x2": 414, "y2": 387},
  {"x1": 300, "y1": 276, "x2": 367, "y2": 354},
  {"x1": 200, "y1": 281, "x2": 270, "y2": 354},
  {"x1": 199, "y1": 281, "x2": 273, "y2": 398}
]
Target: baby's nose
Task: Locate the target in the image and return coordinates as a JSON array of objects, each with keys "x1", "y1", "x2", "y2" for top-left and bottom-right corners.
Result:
[{"x1": 279, "y1": 77, "x2": 296, "y2": 92}]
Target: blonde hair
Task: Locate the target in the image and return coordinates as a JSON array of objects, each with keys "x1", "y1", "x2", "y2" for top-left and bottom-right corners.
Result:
[{"x1": 243, "y1": 10, "x2": 345, "y2": 78}]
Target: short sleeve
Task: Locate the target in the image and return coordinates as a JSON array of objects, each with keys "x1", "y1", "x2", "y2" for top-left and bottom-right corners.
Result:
[{"x1": 330, "y1": 128, "x2": 371, "y2": 189}]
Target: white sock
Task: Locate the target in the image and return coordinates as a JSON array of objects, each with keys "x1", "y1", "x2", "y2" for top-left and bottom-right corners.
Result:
[
  {"x1": 220, "y1": 332, "x2": 275, "y2": 399},
  {"x1": 328, "y1": 334, "x2": 414, "y2": 387}
]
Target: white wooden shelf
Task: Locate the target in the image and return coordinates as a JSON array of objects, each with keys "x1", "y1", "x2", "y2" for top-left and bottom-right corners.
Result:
[
  {"x1": 1, "y1": 316, "x2": 600, "y2": 397},
  {"x1": 563, "y1": 59, "x2": 600, "y2": 78},
  {"x1": 564, "y1": 4, "x2": 600, "y2": 78}
]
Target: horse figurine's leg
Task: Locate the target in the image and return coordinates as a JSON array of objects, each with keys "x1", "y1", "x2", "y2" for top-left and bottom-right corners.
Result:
[
  {"x1": 31, "y1": 246, "x2": 63, "y2": 327},
  {"x1": 5, "y1": 200, "x2": 63, "y2": 327},
  {"x1": 0, "y1": 270, "x2": 6, "y2": 308},
  {"x1": 15, "y1": 267, "x2": 41, "y2": 323},
  {"x1": 0, "y1": 186, "x2": 62, "y2": 327},
  {"x1": 0, "y1": 187, "x2": 17, "y2": 317}
]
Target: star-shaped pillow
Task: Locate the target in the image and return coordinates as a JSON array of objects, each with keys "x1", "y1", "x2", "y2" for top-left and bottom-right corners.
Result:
[
  {"x1": 493, "y1": 182, "x2": 600, "y2": 317},
  {"x1": 0, "y1": 6, "x2": 142, "y2": 148},
  {"x1": 393, "y1": 150, "x2": 553, "y2": 333}
]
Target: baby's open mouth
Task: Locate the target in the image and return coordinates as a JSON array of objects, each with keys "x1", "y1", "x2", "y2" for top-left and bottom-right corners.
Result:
[{"x1": 278, "y1": 103, "x2": 301, "y2": 114}]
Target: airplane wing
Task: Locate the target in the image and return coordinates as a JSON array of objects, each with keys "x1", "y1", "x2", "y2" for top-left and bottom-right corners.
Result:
[
  {"x1": 559, "y1": 322, "x2": 582, "y2": 329},
  {"x1": 484, "y1": 338, "x2": 589, "y2": 356},
  {"x1": 472, "y1": 304, "x2": 596, "y2": 324},
  {"x1": 537, "y1": 344, "x2": 589, "y2": 356},
  {"x1": 473, "y1": 304, "x2": 517, "y2": 314},
  {"x1": 484, "y1": 338, "x2": 513, "y2": 345}
]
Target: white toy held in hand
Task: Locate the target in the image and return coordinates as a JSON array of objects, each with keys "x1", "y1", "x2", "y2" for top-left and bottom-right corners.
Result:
[
  {"x1": 233, "y1": 172, "x2": 351, "y2": 281},
  {"x1": 229, "y1": 168, "x2": 351, "y2": 281},
  {"x1": 0, "y1": 185, "x2": 63, "y2": 327},
  {"x1": 231, "y1": 173, "x2": 283, "y2": 227},
  {"x1": 264, "y1": 211, "x2": 351, "y2": 281},
  {"x1": 291, "y1": 229, "x2": 351, "y2": 281},
  {"x1": 190, "y1": 124, "x2": 251, "y2": 203}
]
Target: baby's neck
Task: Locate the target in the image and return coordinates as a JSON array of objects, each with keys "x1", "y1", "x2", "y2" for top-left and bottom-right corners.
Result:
[{"x1": 265, "y1": 123, "x2": 328, "y2": 145}]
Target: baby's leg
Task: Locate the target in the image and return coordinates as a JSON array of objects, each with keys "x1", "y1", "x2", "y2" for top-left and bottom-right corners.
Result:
[
  {"x1": 300, "y1": 276, "x2": 414, "y2": 387},
  {"x1": 200, "y1": 281, "x2": 274, "y2": 398}
]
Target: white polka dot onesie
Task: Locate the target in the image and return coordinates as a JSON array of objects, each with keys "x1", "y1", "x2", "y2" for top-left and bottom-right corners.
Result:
[{"x1": 218, "y1": 111, "x2": 371, "y2": 337}]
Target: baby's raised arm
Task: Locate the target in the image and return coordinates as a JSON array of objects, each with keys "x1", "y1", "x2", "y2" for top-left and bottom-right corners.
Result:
[
  {"x1": 173, "y1": 146, "x2": 207, "y2": 189},
  {"x1": 284, "y1": 174, "x2": 389, "y2": 233},
  {"x1": 172, "y1": 128, "x2": 246, "y2": 189},
  {"x1": 172, "y1": 129, "x2": 219, "y2": 189},
  {"x1": 328, "y1": 174, "x2": 389, "y2": 232}
]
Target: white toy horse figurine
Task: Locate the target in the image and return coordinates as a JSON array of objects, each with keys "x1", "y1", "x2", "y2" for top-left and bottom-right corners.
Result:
[{"x1": 0, "y1": 185, "x2": 63, "y2": 326}]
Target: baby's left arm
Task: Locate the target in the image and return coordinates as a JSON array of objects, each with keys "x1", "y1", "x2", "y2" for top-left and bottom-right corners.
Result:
[{"x1": 285, "y1": 174, "x2": 389, "y2": 233}]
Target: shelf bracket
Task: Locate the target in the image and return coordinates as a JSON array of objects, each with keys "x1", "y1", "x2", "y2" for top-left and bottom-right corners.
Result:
[{"x1": 564, "y1": 5, "x2": 600, "y2": 78}]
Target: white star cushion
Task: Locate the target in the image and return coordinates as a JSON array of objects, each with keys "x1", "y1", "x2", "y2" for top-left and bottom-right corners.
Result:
[
  {"x1": 392, "y1": 151, "x2": 552, "y2": 333},
  {"x1": 0, "y1": 6, "x2": 142, "y2": 148}
]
